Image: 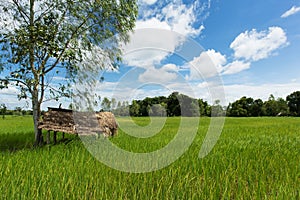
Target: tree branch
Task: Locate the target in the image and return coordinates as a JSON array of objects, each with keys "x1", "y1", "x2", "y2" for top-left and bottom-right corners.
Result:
[
  {"x1": 1, "y1": 78, "x2": 32, "y2": 94},
  {"x1": 44, "y1": 18, "x2": 88, "y2": 74},
  {"x1": 33, "y1": 2, "x2": 57, "y2": 23},
  {"x1": 12, "y1": 0, "x2": 30, "y2": 25}
]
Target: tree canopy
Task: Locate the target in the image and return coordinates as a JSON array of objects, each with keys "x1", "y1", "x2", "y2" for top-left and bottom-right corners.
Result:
[
  {"x1": 104, "y1": 91, "x2": 300, "y2": 118},
  {"x1": 0, "y1": 0, "x2": 138, "y2": 144}
]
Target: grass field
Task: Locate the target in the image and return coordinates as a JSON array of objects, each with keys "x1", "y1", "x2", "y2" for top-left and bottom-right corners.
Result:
[{"x1": 0, "y1": 116, "x2": 299, "y2": 199}]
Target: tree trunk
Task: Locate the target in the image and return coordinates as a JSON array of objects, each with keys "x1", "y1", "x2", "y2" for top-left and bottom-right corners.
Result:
[{"x1": 32, "y1": 92, "x2": 43, "y2": 146}]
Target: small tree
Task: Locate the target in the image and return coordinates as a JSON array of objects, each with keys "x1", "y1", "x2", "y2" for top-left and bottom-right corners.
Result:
[
  {"x1": 0, "y1": 103, "x2": 7, "y2": 119},
  {"x1": 129, "y1": 100, "x2": 140, "y2": 116},
  {"x1": 0, "y1": 0, "x2": 138, "y2": 145},
  {"x1": 101, "y1": 97, "x2": 111, "y2": 112},
  {"x1": 286, "y1": 91, "x2": 300, "y2": 116}
]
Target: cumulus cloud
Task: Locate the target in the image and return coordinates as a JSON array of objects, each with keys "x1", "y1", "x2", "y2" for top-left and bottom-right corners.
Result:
[
  {"x1": 188, "y1": 49, "x2": 226, "y2": 80},
  {"x1": 230, "y1": 27, "x2": 288, "y2": 61},
  {"x1": 159, "y1": 2, "x2": 205, "y2": 36},
  {"x1": 139, "y1": 0, "x2": 158, "y2": 5},
  {"x1": 222, "y1": 61, "x2": 251, "y2": 75},
  {"x1": 281, "y1": 6, "x2": 300, "y2": 18},
  {"x1": 123, "y1": 1, "x2": 210, "y2": 68},
  {"x1": 224, "y1": 82, "x2": 300, "y2": 104},
  {"x1": 138, "y1": 64, "x2": 179, "y2": 83},
  {"x1": 123, "y1": 29, "x2": 184, "y2": 67},
  {"x1": 137, "y1": 0, "x2": 208, "y2": 36}
]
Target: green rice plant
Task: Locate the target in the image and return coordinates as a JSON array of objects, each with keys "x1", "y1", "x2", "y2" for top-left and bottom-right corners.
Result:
[{"x1": 0, "y1": 116, "x2": 299, "y2": 199}]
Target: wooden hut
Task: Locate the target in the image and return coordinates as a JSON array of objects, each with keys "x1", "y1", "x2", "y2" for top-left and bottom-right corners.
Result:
[{"x1": 38, "y1": 107, "x2": 118, "y2": 143}]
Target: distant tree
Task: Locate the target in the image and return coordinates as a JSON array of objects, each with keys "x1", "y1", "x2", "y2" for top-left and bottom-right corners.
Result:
[
  {"x1": 177, "y1": 94, "x2": 199, "y2": 117},
  {"x1": 0, "y1": 103, "x2": 7, "y2": 119},
  {"x1": 101, "y1": 97, "x2": 111, "y2": 111},
  {"x1": 117, "y1": 101, "x2": 122, "y2": 109},
  {"x1": 263, "y1": 94, "x2": 289, "y2": 116},
  {"x1": 112, "y1": 100, "x2": 129, "y2": 116},
  {"x1": 250, "y1": 99, "x2": 264, "y2": 116},
  {"x1": 167, "y1": 92, "x2": 181, "y2": 116},
  {"x1": 276, "y1": 98, "x2": 289, "y2": 116},
  {"x1": 286, "y1": 91, "x2": 300, "y2": 116},
  {"x1": 14, "y1": 106, "x2": 22, "y2": 115},
  {"x1": 129, "y1": 100, "x2": 140, "y2": 116},
  {"x1": 228, "y1": 96, "x2": 253, "y2": 117},
  {"x1": 198, "y1": 99, "x2": 210, "y2": 116},
  {"x1": 68, "y1": 103, "x2": 74, "y2": 110},
  {"x1": 149, "y1": 104, "x2": 166, "y2": 117},
  {"x1": 211, "y1": 99, "x2": 225, "y2": 117},
  {"x1": 111, "y1": 98, "x2": 117, "y2": 110}
]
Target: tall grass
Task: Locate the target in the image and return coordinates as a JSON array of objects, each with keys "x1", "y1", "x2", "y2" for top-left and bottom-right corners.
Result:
[{"x1": 0, "y1": 117, "x2": 299, "y2": 199}]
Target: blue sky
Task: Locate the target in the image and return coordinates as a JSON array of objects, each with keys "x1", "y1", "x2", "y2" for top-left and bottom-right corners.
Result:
[
  {"x1": 1, "y1": 0, "x2": 300, "y2": 109},
  {"x1": 97, "y1": 0, "x2": 300, "y2": 106}
]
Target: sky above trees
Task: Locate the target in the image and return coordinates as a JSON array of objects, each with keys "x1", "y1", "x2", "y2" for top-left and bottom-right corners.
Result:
[{"x1": 1, "y1": 0, "x2": 300, "y2": 110}]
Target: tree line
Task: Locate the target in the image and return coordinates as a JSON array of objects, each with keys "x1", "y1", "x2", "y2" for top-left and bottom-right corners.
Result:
[
  {"x1": 100, "y1": 91, "x2": 300, "y2": 117},
  {"x1": 1, "y1": 91, "x2": 299, "y2": 118},
  {"x1": 0, "y1": 104, "x2": 33, "y2": 118}
]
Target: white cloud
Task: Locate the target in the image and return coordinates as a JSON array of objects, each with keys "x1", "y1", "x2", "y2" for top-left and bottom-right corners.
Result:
[
  {"x1": 222, "y1": 61, "x2": 251, "y2": 75},
  {"x1": 139, "y1": 0, "x2": 158, "y2": 5},
  {"x1": 281, "y1": 6, "x2": 300, "y2": 18},
  {"x1": 135, "y1": 18, "x2": 171, "y2": 30},
  {"x1": 188, "y1": 49, "x2": 226, "y2": 80},
  {"x1": 138, "y1": 64, "x2": 178, "y2": 83},
  {"x1": 230, "y1": 27, "x2": 288, "y2": 61},
  {"x1": 224, "y1": 82, "x2": 300, "y2": 104},
  {"x1": 160, "y1": 2, "x2": 205, "y2": 36},
  {"x1": 125, "y1": 1, "x2": 209, "y2": 68},
  {"x1": 0, "y1": 1, "x2": 21, "y2": 33},
  {"x1": 137, "y1": 0, "x2": 208, "y2": 36},
  {"x1": 123, "y1": 28, "x2": 184, "y2": 67}
]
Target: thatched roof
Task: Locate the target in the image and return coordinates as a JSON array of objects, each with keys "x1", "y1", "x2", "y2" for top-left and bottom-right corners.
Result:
[{"x1": 38, "y1": 107, "x2": 118, "y2": 136}]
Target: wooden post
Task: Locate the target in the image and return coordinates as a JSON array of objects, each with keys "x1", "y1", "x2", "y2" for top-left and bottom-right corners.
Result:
[
  {"x1": 47, "y1": 130, "x2": 51, "y2": 144},
  {"x1": 62, "y1": 132, "x2": 65, "y2": 140},
  {"x1": 53, "y1": 131, "x2": 57, "y2": 144}
]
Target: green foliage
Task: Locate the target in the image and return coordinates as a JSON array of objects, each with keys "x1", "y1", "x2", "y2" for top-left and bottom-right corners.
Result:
[
  {"x1": 129, "y1": 100, "x2": 140, "y2": 116},
  {"x1": 0, "y1": 104, "x2": 6, "y2": 119},
  {"x1": 111, "y1": 91, "x2": 300, "y2": 118},
  {"x1": 0, "y1": 0, "x2": 138, "y2": 143},
  {"x1": 101, "y1": 97, "x2": 112, "y2": 112},
  {"x1": 0, "y1": 117, "x2": 299, "y2": 199},
  {"x1": 113, "y1": 92, "x2": 207, "y2": 117},
  {"x1": 262, "y1": 95, "x2": 289, "y2": 116},
  {"x1": 0, "y1": 0, "x2": 138, "y2": 96},
  {"x1": 227, "y1": 94, "x2": 293, "y2": 117},
  {"x1": 286, "y1": 91, "x2": 300, "y2": 116}
]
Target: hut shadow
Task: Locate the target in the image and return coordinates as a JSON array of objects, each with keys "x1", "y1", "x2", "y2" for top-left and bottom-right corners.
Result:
[
  {"x1": 0, "y1": 132, "x2": 79, "y2": 153},
  {"x1": 0, "y1": 132, "x2": 35, "y2": 153}
]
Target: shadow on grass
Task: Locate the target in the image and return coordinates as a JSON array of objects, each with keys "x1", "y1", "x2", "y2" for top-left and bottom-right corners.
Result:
[
  {"x1": 0, "y1": 132, "x2": 35, "y2": 152},
  {"x1": 0, "y1": 131, "x2": 79, "y2": 153}
]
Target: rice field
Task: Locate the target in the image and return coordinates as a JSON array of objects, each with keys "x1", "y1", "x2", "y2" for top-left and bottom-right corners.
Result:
[{"x1": 0, "y1": 116, "x2": 299, "y2": 199}]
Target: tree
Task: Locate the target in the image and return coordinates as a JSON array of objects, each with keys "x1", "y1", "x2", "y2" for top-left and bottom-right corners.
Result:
[
  {"x1": 286, "y1": 91, "x2": 300, "y2": 116},
  {"x1": 0, "y1": 0, "x2": 138, "y2": 145},
  {"x1": 111, "y1": 98, "x2": 117, "y2": 110},
  {"x1": 0, "y1": 103, "x2": 7, "y2": 119},
  {"x1": 228, "y1": 96, "x2": 254, "y2": 117},
  {"x1": 211, "y1": 99, "x2": 225, "y2": 117},
  {"x1": 149, "y1": 103, "x2": 166, "y2": 117},
  {"x1": 198, "y1": 99, "x2": 210, "y2": 116},
  {"x1": 129, "y1": 100, "x2": 140, "y2": 116},
  {"x1": 250, "y1": 99, "x2": 263, "y2": 117},
  {"x1": 101, "y1": 97, "x2": 111, "y2": 111},
  {"x1": 15, "y1": 106, "x2": 22, "y2": 115},
  {"x1": 263, "y1": 94, "x2": 289, "y2": 116},
  {"x1": 167, "y1": 92, "x2": 181, "y2": 116}
]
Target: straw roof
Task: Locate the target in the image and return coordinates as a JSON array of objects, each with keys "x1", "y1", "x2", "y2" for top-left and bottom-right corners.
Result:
[{"x1": 38, "y1": 107, "x2": 118, "y2": 137}]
